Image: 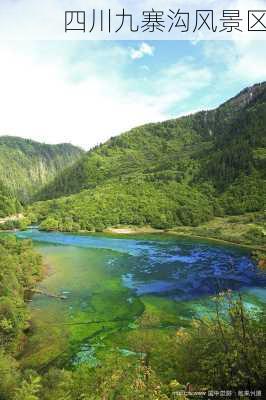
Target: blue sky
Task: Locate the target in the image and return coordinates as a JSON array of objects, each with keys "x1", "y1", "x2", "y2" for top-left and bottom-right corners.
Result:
[{"x1": 0, "y1": 40, "x2": 265, "y2": 149}]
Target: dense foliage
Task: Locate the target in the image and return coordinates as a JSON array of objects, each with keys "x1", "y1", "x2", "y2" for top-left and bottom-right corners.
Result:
[
  {"x1": 29, "y1": 83, "x2": 266, "y2": 232},
  {"x1": 0, "y1": 261, "x2": 265, "y2": 400},
  {"x1": 0, "y1": 236, "x2": 42, "y2": 354},
  {"x1": 0, "y1": 182, "x2": 22, "y2": 218},
  {"x1": 0, "y1": 136, "x2": 83, "y2": 205},
  {"x1": 174, "y1": 292, "x2": 266, "y2": 391},
  {"x1": 30, "y1": 180, "x2": 215, "y2": 232}
]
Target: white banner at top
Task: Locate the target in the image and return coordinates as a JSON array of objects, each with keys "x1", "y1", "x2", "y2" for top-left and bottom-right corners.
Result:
[{"x1": 0, "y1": 0, "x2": 266, "y2": 40}]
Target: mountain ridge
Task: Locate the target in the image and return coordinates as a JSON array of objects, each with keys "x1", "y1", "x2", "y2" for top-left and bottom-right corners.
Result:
[
  {"x1": 27, "y1": 82, "x2": 266, "y2": 231},
  {"x1": 34, "y1": 81, "x2": 266, "y2": 200},
  {"x1": 0, "y1": 136, "x2": 84, "y2": 209}
]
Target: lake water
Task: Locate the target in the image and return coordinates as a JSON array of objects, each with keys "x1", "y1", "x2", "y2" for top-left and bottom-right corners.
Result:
[{"x1": 15, "y1": 229, "x2": 266, "y2": 370}]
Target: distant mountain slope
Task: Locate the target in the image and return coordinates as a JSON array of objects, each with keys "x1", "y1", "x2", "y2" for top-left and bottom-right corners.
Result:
[
  {"x1": 35, "y1": 82, "x2": 266, "y2": 201},
  {"x1": 30, "y1": 82, "x2": 266, "y2": 231},
  {"x1": 0, "y1": 136, "x2": 84, "y2": 203}
]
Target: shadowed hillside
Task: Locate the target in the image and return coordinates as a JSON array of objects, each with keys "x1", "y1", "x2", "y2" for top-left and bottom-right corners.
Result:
[{"x1": 0, "y1": 136, "x2": 84, "y2": 204}]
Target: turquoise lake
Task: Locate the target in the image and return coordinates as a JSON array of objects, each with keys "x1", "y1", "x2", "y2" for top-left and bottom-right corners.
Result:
[{"x1": 15, "y1": 229, "x2": 266, "y2": 369}]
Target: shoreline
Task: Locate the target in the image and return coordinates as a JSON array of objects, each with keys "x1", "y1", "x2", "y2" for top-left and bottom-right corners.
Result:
[
  {"x1": 105, "y1": 226, "x2": 266, "y2": 269},
  {"x1": 104, "y1": 226, "x2": 163, "y2": 235},
  {"x1": 8, "y1": 224, "x2": 266, "y2": 253},
  {"x1": 167, "y1": 231, "x2": 266, "y2": 252},
  {"x1": 4, "y1": 223, "x2": 265, "y2": 267},
  {"x1": 102, "y1": 226, "x2": 266, "y2": 269},
  {"x1": 105, "y1": 226, "x2": 266, "y2": 252}
]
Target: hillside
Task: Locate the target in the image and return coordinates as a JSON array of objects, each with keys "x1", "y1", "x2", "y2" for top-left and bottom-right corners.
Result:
[
  {"x1": 29, "y1": 82, "x2": 266, "y2": 232},
  {"x1": 0, "y1": 136, "x2": 84, "y2": 205},
  {"x1": 0, "y1": 180, "x2": 21, "y2": 218}
]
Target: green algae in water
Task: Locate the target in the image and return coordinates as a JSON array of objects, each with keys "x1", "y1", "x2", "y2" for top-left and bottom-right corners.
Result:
[
  {"x1": 15, "y1": 230, "x2": 266, "y2": 369},
  {"x1": 19, "y1": 243, "x2": 144, "y2": 369},
  {"x1": 72, "y1": 343, "x2": 101, "y2": 367}
]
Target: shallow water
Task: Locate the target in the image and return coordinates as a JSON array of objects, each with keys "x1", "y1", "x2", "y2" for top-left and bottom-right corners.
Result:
[{"x1": 15, "y1": 229, "x2": 266, "y2": 369}]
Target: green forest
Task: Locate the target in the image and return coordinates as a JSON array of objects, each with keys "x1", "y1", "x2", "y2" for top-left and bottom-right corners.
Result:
[
  {"x1": 0, "y1": 83, "x2": 266, "y2": 398},
  {"x1": 0, "y1": 83, "x2": 265, "y2": 235},
  {"x1": 24, "y1": 83, "x2": 266, "y2": 234}
]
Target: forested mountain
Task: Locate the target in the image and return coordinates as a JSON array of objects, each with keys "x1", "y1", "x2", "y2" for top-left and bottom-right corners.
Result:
[
  {"x1": 35, "y1": 82, "x2": 266, "y2": 200},
  {"x1": 0, "y1": 136, "x2": 84, "y2": 204},
  {"x1": 29, "y1": 82, "x2": 266, "y2": 231}
]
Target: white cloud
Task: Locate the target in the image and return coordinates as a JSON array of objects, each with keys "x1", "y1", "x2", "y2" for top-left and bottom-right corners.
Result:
[
  {"x1": 150, "y1": 59, "x2": 213, "y2": 113},
  {"x1": 203, "y1": 40, "x2": 266, "y2": 84},
  {"x1": 0, "y1": 41, "x2": 215, "y2": 150},
  {"x1": 130, "y1": 43, "x2": 155, "y2": 60},
  {"x1": 230, "y1": 41, "x2": 266, "y2": 82},
  {"x1": 0, "y1": 42, "x2": 164, "y2": 150},
  {"x1": 2, "y1": 39, "x2": 265, "y2": 152}
]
